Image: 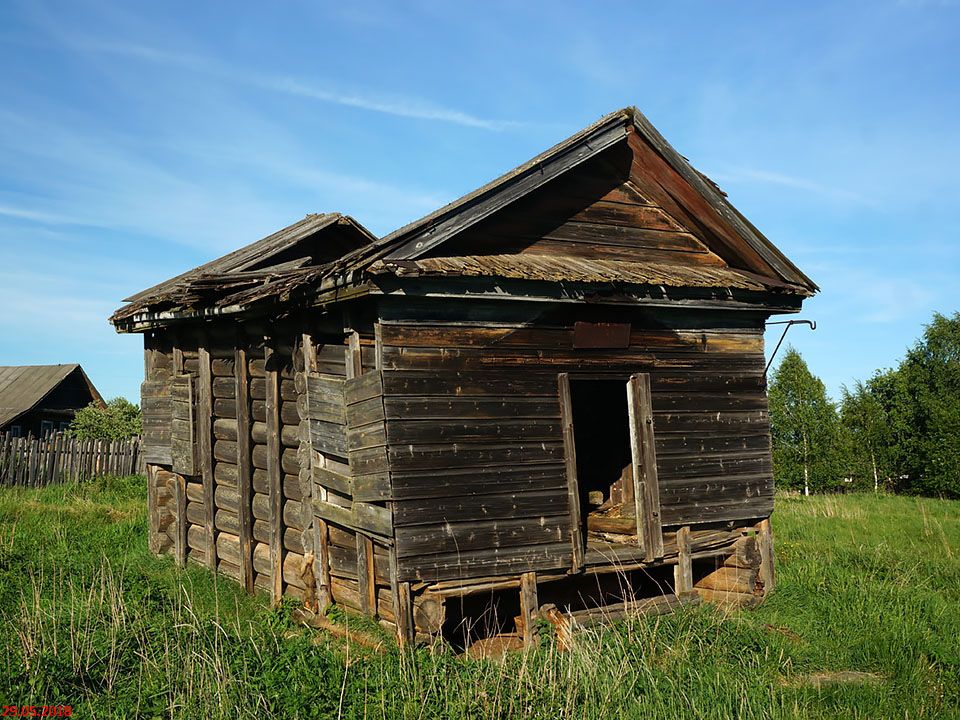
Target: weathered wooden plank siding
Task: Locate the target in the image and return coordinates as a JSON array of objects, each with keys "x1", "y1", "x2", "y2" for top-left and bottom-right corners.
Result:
[{"x1": 378, "y1": 310, "x2": 771, "y2": 581}]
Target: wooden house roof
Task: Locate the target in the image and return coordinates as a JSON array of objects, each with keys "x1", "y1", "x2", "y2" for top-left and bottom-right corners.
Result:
[
  {"x1": 0, "y1": 364, "x2": 104, "y2": 428},
  {"x1": 111, "y1": 107, "x2": 815, "y2": 331},
  {"x1": 111, "y1": 213, "x2": 376, "y2": 325}
]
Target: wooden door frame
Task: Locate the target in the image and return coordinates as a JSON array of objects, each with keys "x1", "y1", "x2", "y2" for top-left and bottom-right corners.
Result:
[{"x1": 557, "y1": 372, "x2": 664, "y2": 571}]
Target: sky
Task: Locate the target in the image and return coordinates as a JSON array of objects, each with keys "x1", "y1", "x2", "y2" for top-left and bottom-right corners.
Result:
[{"x1": 1, "y1": 0, "x2": 958, "y2": 403}]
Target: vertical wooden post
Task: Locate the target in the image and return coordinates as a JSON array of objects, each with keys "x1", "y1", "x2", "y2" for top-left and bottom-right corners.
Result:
[
  {"x1": 198, "y1": 345, "x2": 217, "y2": 571},
  {"x1": 758, "y1": 518, "x2": 775, "y2": 594},
  {"x1": 234, "y1": 345, "x2": 255, "y2": 593},
  {"x1": 174, "y1": 471, "x2": 187, "y2": 567},
  {"x1": 264, "y1": 344, "x2": 285, "y2": 605},
  {"x1": 628, "y1": 373, "x2": 664, "y2": 562},
  {"x1": 356, "y1": 533, "x2": 376, "y2": 617},
  {"x1": 520, "y1": 572, "x2": 539, "y2": 649},
  {"x1": 397, "y1": 581, "x2": 414, "y2": 647},
  {"x1": 346, "y1": 330, "x2": 362, "y2": 380},
  {"x1": 557, "y1": 373, "x2": 584, "y2": 573},
  {"x1": 675, "y1": 526, "x2": 694, "y2": 597},
  {"x1": 302, "y1": 333, "x2": 332, "y2": 611}
]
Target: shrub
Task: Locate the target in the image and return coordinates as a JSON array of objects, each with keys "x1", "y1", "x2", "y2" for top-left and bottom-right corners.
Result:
[{"x1": 69, "y1": 397, "x2": 142, "y2": 439}]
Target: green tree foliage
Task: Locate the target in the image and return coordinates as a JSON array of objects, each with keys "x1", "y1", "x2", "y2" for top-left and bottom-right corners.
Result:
[
  {"x1": 835, "y1": 312, "x2": 960, "y2": 499},
  {"x1": 892, "y1": 312, "x2": 960, "y2": 497},
  {"x1": 839, "y1": 380, "x2": 890, "y2": 491},
  {"x1": 769, "y1": 348, "x2": 844, "y2": 494},
  {"x1": 69, "y1": 397, "x2": 142, "y2": 440}
]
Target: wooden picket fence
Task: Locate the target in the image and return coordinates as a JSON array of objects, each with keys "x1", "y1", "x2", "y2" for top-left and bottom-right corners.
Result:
[{"x1": 0, "y1": 432, "x2": 144, "y2": 487}]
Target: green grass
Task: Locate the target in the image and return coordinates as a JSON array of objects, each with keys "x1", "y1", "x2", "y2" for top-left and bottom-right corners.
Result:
[{"x1": 1, "y1": 478, "x2": 958, "y2": 719}]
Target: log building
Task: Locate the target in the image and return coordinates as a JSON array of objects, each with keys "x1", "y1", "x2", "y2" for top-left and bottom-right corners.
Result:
[
  {"x1": 110, "y1": 107, "x2": 816, "y2": 647},
  {"x1": 0, "y1": 364, "x2": 104, "y2": 437}
]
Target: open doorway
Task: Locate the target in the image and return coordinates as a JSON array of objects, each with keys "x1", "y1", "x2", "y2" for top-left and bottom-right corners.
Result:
[{"x1": 568, "y1": 379, "x2": 637, "y2": 546}]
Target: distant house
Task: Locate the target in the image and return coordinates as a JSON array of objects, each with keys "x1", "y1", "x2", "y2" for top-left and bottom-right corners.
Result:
[{"x1": 0, "y1": 365, "x2": 104, "y2": 437}]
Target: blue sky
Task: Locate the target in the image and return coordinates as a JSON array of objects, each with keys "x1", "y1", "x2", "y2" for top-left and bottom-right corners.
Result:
[{"x1": 1, "y1": 0, "x2": 958, "y2": 403}]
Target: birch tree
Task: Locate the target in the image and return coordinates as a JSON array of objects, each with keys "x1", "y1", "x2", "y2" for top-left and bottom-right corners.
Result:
[{"x1": 768, "y1": 348, "x2": 843, "y2": 494}]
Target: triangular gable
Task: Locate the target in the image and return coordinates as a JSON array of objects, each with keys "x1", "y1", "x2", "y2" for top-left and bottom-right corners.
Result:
[
  {"x1": 113, "y1": 213, "x2": 376, "y2": 326},
  {"x1": 376, "y1": 108, "x2": 816, "y2": 294},
  {"x1": 122, "y1": 213, "x2": 375, "y2": 305}
]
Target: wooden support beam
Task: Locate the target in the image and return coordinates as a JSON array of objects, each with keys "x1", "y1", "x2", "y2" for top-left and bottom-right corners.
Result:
[
  {"x1": 146, "y1": 464, "x2": 160, "y2": 555},
  {"x1": 234, "y1": 345, "x2": 255, "y2": 593},
  {"x1": 557, "y1": 373, "x2": 584, "y2": 573},
  {"x1": 757, "y1": 518, "x2": 775, "y2": 594},
  {"x1": 198, "y1": 345, "x2": 217, "y2": 572},
  {"x1": 396, "y1": 581, "x2": 415, "y2": 647},
  {"x1": 174, "y1": 471, "x2": 187, "y2": 567},
  {"x1": 627, "y1": 373, "x2": 664, "y2": 562},
  {"x1": 519, "y1": 572, "x2": 539, "y2": 649},
  {"x1": 302, "y1": 333, "x2": 332, "y2": 610},
  {"x1": 675, "y1": 526, "x2": 694, "y2": 597},
  {"x1": 357, "y1": 534, "x2": 376, "y2": 617},
  {"x1": 346, "y1": 330, "x2": 362, "y2": 380},
  {"x1": 264, "y1": 345, "x2": 284, "y2": 605}
]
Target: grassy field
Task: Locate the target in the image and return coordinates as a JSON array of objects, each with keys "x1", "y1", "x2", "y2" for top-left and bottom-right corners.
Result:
[{"x1": 0, "y1": 477, "x2": 958, "y2": 719}]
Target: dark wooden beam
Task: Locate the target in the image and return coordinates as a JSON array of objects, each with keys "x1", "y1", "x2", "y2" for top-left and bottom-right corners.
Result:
[
  {"x1": 628, "y1": 373, "x2": 664, "y2": 562},
  {"x1": 557, "y1": 373, "x2": 583, "y2": 573},
  {"x1": 234, "y1": 345, "x2": 255, "y2": 593},
  {"x1": 264, "y1": 344, "x2": 284, "y2": 605},
  {"x1": 198, "y1": 345, "x2": 217, "y2": 572},
  {"x1": 302, "y1": 332, "x2": 332, "y2": 610}
]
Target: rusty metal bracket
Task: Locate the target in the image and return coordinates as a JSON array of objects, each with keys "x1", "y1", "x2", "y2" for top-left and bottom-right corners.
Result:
[{"x1": 764, "y1": 320, "x2": 816, "y2": 376}]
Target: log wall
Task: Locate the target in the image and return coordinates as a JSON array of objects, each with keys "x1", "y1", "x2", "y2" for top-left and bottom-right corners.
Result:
[{"x1": 376, "y1": 299, "x2": 772, "y2": 583}]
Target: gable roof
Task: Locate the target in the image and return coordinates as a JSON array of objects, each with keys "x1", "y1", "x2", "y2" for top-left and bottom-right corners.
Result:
[
  {"x1": 366, "y1": 107, "x2": 816, "y2": 292},
  {"x1": 111, "y1": 106, "x2": 815, "y2": 332},
  {"x1": 111, "y1": 213, "x2": 376, "y2": 326},
  {"x1": 0, "y1": 364, "x2": 104, "y2": 428}
]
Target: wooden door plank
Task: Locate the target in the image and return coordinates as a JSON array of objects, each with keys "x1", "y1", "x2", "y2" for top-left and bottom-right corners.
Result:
[
  {"x1": 628, "y1": 373, "x2": 664, "y2": 561},
  {"x1": 557, "y1": 373, "x2": 584, "y2": 573}
]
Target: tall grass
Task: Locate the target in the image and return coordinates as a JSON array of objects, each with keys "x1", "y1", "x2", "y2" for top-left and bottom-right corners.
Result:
[{"x1": 1, "y1": 478, "x2": 957, "y2": 719}]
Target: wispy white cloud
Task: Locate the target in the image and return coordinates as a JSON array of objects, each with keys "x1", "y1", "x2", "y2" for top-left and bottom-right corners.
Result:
[
  {"x1": 707, "y1": 166, "x2": 876, "y2": 207},
  {"x1": 0, "y1": 204, "x2": 76, "y2": 225},
  {"x1": 68, "y1": 38, "x2": 520, "y2": 131}
]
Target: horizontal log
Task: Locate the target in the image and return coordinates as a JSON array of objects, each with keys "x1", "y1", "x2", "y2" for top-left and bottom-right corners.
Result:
[
  {"x1": 251, "y1": 421, "x2": 299, "y2": 448},
  {"x1": 387, "y1": 441, "x2": 566, "y2": 472},
  {"x1": 212, "y1": 377, "x2": 235, "y2": 398},
  {"x1": 343, "y1": 371, "x2": 381, "y2": 405},
  {"x1": 397, "y1": 542, "x2": 570, "y2": 583},
  {"x1": 697, "y1": 588, "x2": 759, "y2": 610},
  {"x1": 381, "y1": 371, "x2": 556, "y2": 398},
  {"x1": 383, "y1": 396, "x2": 560, "y2": 421},
  {"x1": 380, "y1": 346, "x2": 765, "y2": 373},
  {"x1": 215, "y1": 509, "x2": 239, "y2": 535},
  {"x1": 353, "y1": 502, "x2": 392, "y2": 537},
  {"x1": 386, "y1": 419, "x2": 562, "y2": 444},
  {"x1": 697, "y1": 566, "x2": 758, "y2": 594},
  {"x1": 214, "y1": 462, "x2": 238, "y2": 487},
  {"x1": 388, "y1": 464, "x2": 566, "y2": 500},
  {"x1": 396, "y1": 515, "x2": 569, "y2": 558},
  {"x1": 393, "y1": 489, "x2": 567, "y2": 526},
  {"x1": 211, "y1": 358, "x2": 235, "y2": 377},
  {"x1": 213, "y1": 418, "x2": 237, "y2": 441}
]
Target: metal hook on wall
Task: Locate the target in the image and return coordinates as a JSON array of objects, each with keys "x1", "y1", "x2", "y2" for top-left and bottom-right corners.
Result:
[{"x1": 764, "y1": 319, "x2": 817, "y2": 376}]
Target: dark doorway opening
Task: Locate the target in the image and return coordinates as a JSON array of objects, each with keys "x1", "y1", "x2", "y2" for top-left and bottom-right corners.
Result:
[{"x1": 569, "y1": 379, "x2": 635, "y2": 545}]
